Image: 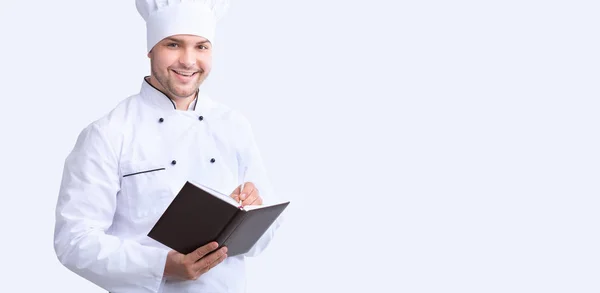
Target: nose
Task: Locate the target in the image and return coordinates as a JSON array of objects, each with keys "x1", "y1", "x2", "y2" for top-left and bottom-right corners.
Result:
[{"x1": 179, "y1": 48, "x2": 196, "y2": 68}]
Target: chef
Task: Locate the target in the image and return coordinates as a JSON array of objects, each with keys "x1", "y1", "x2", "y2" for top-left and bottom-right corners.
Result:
[{"x1": 53, "y1": 0, "x2": 284, "y2": 292}]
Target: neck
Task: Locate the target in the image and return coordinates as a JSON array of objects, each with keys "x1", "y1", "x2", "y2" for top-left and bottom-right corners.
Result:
[
  {"x1": 146, "y1": 76, "x2": 197, "y2": 110},
  {"x1": 172, "y1": 94, "x2": 196, "y2": 110}
]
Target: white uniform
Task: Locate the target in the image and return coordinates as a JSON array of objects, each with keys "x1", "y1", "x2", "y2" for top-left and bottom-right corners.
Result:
[{"x1": 53, "y1": 78, "x2": 283, "y2": 293}]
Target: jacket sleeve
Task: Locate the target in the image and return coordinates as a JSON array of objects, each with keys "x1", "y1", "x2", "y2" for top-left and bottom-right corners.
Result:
[
  {"x1": 53, "y1": 122, "x2": 169, "y2": 293},
  {"x1": 235, "y1": 115, "x2": 287, "y2": 257}
]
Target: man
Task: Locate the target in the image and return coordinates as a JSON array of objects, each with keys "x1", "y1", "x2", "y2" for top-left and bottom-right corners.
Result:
[{"x1": 53, "y1": 1, "x2": 283, "y2": 292}]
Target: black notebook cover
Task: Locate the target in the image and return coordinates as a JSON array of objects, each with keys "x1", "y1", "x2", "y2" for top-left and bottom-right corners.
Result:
[{"x1": 148, "y1": 181, "x2": 289, "y2": 257}]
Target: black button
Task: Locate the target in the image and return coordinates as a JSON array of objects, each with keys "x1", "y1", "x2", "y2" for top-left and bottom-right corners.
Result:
[
  {"x1": 171, "y1": 160, "x2": 177, "y2": 165},
  {"x1": 210, "y1": 158, "x2": 215, "y2": 163},
  {"x1": 159, "y1": 118, "x2": 164, "y2": 123},
  {"x1": 198, "y1": 116, "x2": 204, "y2": 121}
]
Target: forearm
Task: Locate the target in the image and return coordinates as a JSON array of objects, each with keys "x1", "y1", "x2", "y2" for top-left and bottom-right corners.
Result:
[{"x1": 54, "y1": 219, "x2": 169, "y2": 292}]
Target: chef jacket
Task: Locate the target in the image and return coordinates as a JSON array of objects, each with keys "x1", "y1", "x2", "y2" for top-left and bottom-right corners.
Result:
[{"x1": 53, "y1": 77, "x2": 283, "y2": 293}]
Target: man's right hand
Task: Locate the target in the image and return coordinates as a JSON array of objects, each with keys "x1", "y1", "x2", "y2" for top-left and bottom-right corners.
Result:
[{"x1": 163, "y1": 242, "x2": 228, "y2": 280}]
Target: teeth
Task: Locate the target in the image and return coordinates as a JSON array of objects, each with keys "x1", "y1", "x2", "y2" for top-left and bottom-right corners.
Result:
[{"x1": 174, "y1": 70, "x2": 195, "y2": 77}]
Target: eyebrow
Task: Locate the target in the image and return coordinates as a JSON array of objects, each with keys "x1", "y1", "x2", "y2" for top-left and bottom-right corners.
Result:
[{"x1": 165, "y1": 37, "x2": 211, "y2": 45}]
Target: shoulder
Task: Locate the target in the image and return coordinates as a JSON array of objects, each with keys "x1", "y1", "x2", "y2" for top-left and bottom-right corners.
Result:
[
  {"x1": 71, "y1": 95, "x2": 138, "y2": 156},
  {"x1": 92, "y1": 95, "x2": 137, "y2": 131}
]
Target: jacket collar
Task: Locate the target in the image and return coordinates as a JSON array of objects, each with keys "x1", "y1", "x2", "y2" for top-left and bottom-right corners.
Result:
[{"x1": 140, "y1": 76, "x2": 201, "y2": 111}]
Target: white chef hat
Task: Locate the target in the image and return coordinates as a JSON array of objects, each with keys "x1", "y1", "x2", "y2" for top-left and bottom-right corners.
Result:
[{"x1": 136, "y1": 0, "x2": 230, "y2": 52}]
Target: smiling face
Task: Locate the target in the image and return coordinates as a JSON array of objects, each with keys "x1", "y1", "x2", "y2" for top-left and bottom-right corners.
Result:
[{"x1": 147, "y1": 34, "x2": 213, "y2": 103}]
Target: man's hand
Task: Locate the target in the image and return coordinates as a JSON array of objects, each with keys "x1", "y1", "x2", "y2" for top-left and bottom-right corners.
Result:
[
  {"x1": 231, "y1": 182, "x2": 263, "y2": 206},
  {"x1": 163, "y1": 242, "x2": 227, "y2": 281}
]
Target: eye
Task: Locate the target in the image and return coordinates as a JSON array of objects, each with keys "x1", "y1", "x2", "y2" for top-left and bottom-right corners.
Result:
[
  {"x1": 198, "y1": 44, "x2": 210, "y2": 50},
  {"x1": 166, "y1": 43, "x2": 178, "y2": 48}
]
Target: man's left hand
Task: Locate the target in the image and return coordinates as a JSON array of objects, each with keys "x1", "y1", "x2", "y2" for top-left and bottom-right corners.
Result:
[{"x1": 231, "y1": 182, "x2": 262, "y2": 207}]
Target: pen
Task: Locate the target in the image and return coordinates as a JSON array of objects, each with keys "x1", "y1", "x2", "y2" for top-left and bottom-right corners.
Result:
[{"x1": 239, "y1": 166, "x2": 248, "y2": 207}]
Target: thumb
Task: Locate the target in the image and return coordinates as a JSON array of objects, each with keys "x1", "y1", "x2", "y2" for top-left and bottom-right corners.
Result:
[
  {"x1": 231, "y1": 185, "x2": 243, "y2": 201},
  {"x1": 186, "y1": 241, "x2": 219, "y2": 262}
]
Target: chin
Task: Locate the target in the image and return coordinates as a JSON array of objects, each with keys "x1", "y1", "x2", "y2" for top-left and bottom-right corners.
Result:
[
  {"x1": 168, "y1": 81, "x2": 200, "y2": 97},
  {"x1": 172, "y1": 88, "x2": 197, "y2": 98}
]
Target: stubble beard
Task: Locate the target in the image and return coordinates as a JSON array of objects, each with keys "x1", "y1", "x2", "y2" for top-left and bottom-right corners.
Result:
[{"x1": 151, "y1": 66, "x2": 207, "y2": 100}]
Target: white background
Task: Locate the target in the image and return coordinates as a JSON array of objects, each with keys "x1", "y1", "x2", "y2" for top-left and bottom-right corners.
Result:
[{"x1": 1, "y1": 0, "x2": 599, "y2": 292}]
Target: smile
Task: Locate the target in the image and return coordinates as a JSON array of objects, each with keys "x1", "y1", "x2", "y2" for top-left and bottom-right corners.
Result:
[{"x1": 172, "y1": 70, "x2": 198, "y2": 77}]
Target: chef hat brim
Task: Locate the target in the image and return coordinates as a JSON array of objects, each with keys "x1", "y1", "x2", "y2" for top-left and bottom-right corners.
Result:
[{"x1": 145, "y1": 1, "x2": 217, "y2": 52}]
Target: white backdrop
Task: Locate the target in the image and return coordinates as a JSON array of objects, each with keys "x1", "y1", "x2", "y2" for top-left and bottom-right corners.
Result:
[{"x1": 1, "y1": 0, "x2": 599, "y2": 292}]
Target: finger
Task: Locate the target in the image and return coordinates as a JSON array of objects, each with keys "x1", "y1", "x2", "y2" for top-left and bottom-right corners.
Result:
[
  {"x1": 240, "y1": 182, "x2": 255, "y2": 201},
  {"x1": 241, "y1": 188, "x2": 254, "y2": 206},
  {"x1": 185, "y1": 241, "x2": 219, "y2": 263},
  {"x1": 191, "y1": 246, "x2": 227, "y2": 274},
  {"x1": 230, "y1": 184, "x2": 245, "y2": 202},
  {"x1": 242, "y1": 194, "x2": 256, "y2": 206},
  {"x1": 193, "y1": 246, "x2": 228, "y2": 272},
  {"x1": 196, "y1": 250, "x2": 228, "y2": 276},
  {"x1": 242, "y1": 189, "x2": 261, "y2": 206},
  {"x1": 246, "y1": 195, "x2": 261, "y2": 206}
]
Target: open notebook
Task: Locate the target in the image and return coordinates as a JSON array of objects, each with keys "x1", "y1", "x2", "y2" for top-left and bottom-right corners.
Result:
[
  {"x1": 148, "y1": 181, "x2": 289, "y2": 257},
  {"x1": 194, "y1": 181, "x2": 276, "y2": 211}
]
